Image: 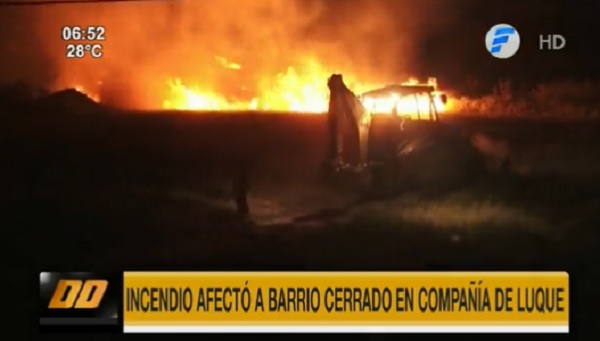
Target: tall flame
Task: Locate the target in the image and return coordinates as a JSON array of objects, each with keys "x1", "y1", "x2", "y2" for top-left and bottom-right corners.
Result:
[
  {"x1": 62, "y1": 57, "x2": 449, "y2": 119},
  {"x1": 160, "y1": 58, "x2": 448, "y2": 117},
  {"x1": 161, "y1": 56, "x2": 379, "y2": 113}
]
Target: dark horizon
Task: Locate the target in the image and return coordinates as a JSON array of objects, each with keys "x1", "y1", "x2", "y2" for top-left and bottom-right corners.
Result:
[{"x1": 418, "y1": 0, "x2": 600, "y2": 91}]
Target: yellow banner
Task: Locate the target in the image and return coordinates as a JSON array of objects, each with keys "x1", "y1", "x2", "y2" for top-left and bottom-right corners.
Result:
[{"x1": 122, "y1": 271, "x2": 568, "y2": 333}]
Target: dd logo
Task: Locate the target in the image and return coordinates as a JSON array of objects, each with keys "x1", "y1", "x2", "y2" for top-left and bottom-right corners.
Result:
[
  {"x1": 48, "y1": 279, "x2": 108, "y2": 309},
  {"x1": 39, "y1": 272, "x2": 119, "y2": 329}
]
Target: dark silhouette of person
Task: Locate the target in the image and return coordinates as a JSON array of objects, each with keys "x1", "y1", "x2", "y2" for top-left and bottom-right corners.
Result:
[
  {"x1": 326, "y1": 74, "x2": 344, "y2": 168},
  {"x1": 326, "y1": 74, "x2": 371, "y2": 168}
]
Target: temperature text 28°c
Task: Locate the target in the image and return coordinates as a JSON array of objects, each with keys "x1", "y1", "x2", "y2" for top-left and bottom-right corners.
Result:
[{"x1": 66, "y1": 44, "x2": 103, "y2": 58}]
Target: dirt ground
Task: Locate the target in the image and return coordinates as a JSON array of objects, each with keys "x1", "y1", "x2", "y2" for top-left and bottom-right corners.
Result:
[{"x1": 2, "y1": 110, "x2": 599, "y2": 338}]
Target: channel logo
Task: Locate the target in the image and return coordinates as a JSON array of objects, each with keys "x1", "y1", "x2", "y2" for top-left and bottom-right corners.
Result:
[
  {"x1": 39, "y1": 272, "x2": 120, "y2": 331},
  {"x1": 485, "y1": 24, "x2": 520, "y2": 59}
]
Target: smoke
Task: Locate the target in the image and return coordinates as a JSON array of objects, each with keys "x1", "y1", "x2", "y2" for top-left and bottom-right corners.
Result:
[{"x1": 0, "y1": 0, "x2": 457, "y2": 107}]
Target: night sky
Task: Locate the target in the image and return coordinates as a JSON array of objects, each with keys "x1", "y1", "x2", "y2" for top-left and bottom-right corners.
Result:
[
  {"x1": 419, "y1": 0, "x2": 600, "y2": 90},
  {"x1": 0, "y1": 0, "x2": 597, "y2": 94}
]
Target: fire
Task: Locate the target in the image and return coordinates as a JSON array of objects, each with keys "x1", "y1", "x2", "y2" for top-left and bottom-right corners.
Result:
[
  {"x1": 73, "y1": 85, "x2": 100, "y2": 103},
  {"x1": 214, "y1": 56, "x2": 241, "y2": 70},
  {"x1": 163, "y1": 78, "x2": 249, "y2": 111},
  {"x1": 67, "y1": 67, "x2": 449, "y2": 119},
  {"x1": 160, "y1": 57, "x2": 448, "y2": 118},
  {"x1": 361, "y1": 77, "x2": 447, "y2": 118},
  {"x1": 162, "y1": 56, "x2": 371, "y2": 113},
  {"x1": 362, "y1": 92, "x2": 447, "y2": 117}
]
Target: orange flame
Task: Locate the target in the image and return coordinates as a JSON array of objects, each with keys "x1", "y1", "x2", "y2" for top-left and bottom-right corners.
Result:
[
  {"x1": 63, "y1": 57, "x2": 449, "y2": 119},
  {"x1": 362, "y1": 77, "x2": 447, "y2": 117},
  {"x1": 162, "y1": 57, "x2": 379, "y2": 113},
  {"x1": 160, "y1": 59, "x2": 448, "y2": 119},
  {"x1": 73, "y1": 84, "x2": 100, "y2": 103}
]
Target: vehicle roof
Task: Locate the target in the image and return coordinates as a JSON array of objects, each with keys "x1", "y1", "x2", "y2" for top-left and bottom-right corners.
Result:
[{"x1": 361, "y1": 84, "x2": 435, "y2": 98}]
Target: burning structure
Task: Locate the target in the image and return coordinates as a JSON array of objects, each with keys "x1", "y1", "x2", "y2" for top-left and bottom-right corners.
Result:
[
  {"x1": 324, "y1": 73, "x2": 483, "y2": 195},
  {"x1": 359, "y1": 78, "x2": 447, "y2": 120}
]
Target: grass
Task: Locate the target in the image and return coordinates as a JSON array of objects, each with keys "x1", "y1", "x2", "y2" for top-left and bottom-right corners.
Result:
[{"x1": 448, "y1": 79, "x2": 600, "y2": 118}]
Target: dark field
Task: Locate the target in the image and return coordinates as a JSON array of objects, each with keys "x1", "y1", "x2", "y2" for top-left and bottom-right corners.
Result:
[{"x1": 3, "y1": 110, "x2": 600, "y2": 337}]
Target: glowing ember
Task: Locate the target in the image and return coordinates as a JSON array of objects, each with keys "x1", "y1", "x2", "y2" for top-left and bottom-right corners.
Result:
[
  {"x1": 214, "y1": 56, "x2": 241, "y2": 70},
  {"x1": 73, "y1": 85, "x2": 100, "y2": 103}
]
